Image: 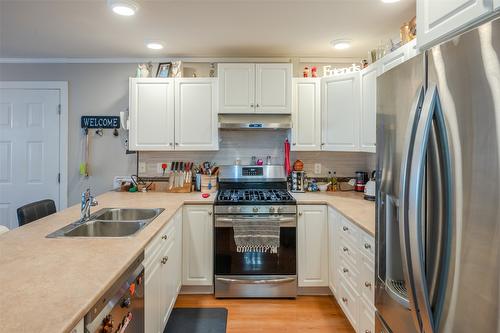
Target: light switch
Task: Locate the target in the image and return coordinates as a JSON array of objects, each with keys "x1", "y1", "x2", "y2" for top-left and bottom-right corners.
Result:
[{"x1": 314, "y1": 163, "x2": 321, "y2": 174}]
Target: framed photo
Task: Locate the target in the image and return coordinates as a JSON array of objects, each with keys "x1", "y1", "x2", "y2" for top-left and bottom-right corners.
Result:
[{"x1": 156, "y1": 62, "x2": 171, "y2": 78}]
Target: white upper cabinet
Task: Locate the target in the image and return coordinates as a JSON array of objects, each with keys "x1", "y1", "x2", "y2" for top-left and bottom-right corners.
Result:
[
  {"x1": 495, "y1": 0, "x2": 500, "y2": 10},
  {"x1": 174, "y1": 78, "x2": 218, "y2": 150},
  {"x1": 298, "y1": 205, "x2": 329, "y2": 287},
  {"x1": 359, "y1": 64, "x2": 379, "y2": 153},
  {"x1": 129, "y1": 78, "x2": 175, "y2": 151},
  {"x1": 218, "y1": 63, "x2": 255, "y2": 114},
  {"x1": 378, "y1": 46, "x2": 406, "y2": 75},
  {"x1": 417, "y1": 0, "x2": 493, "y2": 49},
  {"x1": 255, "y1": 63, "x2": 292, "y2": 114},
  {"x1": 291, "y1": 78, "x2": 321, "y2": 151},
  {"x1": 218, "y1": 63, "x2": 292, "y2": 114},
  {"x1": 322, "y1": 73, "x2": 360, "y2": 151}
]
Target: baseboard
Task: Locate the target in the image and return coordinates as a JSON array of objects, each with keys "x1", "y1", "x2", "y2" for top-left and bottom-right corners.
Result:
[
  {"x1": 180, "y1": 285, "x2": 214, "y2": 294},
  {"x1": 298, "y1": 286, "x2": 332, "y2": 296}
]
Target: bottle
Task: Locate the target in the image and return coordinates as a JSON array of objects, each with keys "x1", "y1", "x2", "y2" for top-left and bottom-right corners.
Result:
[{"x1": 331, "y1": 171, "x2": 338, "y2": 192}]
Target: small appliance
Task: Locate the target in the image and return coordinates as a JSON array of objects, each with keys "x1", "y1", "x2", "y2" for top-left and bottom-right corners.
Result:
[
  {"x1": 364, "y1": 171, "x2": 375, "y2": 201},
  {"x1": 290, "y1": 171, "x2": 306, "y2": 193},
  {"x1": 355, "y1": 171, "x2": 368, "y2": 192}
]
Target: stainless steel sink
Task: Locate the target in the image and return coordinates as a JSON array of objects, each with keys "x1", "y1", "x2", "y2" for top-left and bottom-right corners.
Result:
[{"x1": 47, "y1": 208, "x2": 164, "y2": 238}]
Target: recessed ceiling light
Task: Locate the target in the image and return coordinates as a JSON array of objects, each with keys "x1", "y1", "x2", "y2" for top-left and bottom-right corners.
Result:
[
  {"x1": 331, "y1": 39, "x2": 351, "y2": 50},
  {"x1": 381, "y1": 0, "x2": 400, "y2": 3},
  {"x1": 107, "y1": 0, "x2": 139, "y2": 16},
  {"x1": 146, "y1": 41, "x2": 165, "y2": 50}
]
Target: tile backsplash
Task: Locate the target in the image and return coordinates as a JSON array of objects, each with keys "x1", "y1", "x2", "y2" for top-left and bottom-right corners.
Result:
[{"x1": 139, "y1": 130, "x2": 374, "y2": 177}]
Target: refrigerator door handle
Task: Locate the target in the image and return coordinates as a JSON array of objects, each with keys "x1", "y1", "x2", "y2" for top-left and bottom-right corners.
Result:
[
  {"x1": 398, "y1": 86, "x2": 425, "y2": 324},
  {"x1": 408, "y1": 84, "x2": 452, "y2": 333}
]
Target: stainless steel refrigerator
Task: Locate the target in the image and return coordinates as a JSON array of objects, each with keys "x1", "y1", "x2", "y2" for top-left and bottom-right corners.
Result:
[{"x1": 375, "y1": 17, "x2": 500, "y2": 333}]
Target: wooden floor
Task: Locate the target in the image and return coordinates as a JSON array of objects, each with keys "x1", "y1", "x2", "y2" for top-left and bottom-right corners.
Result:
[{"x1": 174, "y1": 294, "x2": 355, "y2": 333}]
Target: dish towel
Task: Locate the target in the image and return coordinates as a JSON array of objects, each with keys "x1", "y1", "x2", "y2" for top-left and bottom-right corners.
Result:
[{"x1": 233, "y1": 219, "x2": 280, "y2": 254}]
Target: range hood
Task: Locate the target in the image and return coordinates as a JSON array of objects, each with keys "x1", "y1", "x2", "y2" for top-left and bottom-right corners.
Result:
[{"x1": 218, "y1": 114, "x2": 292, "y2": 130}]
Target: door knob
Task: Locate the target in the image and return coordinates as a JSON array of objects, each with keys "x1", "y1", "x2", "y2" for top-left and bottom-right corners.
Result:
[
  {"x1": 342, "y1": 247, "x2": 348, "y2": 252},
  {"x1": 342, "y1": 226, "x2": 348, "y2": 231},
  {"x1": 298, "y1": 212, "x2": 303, "y2": 216},
  {"x1": 342, "y1": 297, "x2": 348, "y2": 303},
  {"x1": 161, "y1": 234, "x2": 168, "y2": 240},
  {"x1": 364, "y1": 243, "x2": 371, "y2": 249},
  {"x1": 208, "y1": 211, "x2": 212, "y2": 215},
  {"x1": 343, "y1": 268, "x2": 349, "y2": 273},
  {"x1": 365, "y1": 281, "x2": 372, "y2": 287}
]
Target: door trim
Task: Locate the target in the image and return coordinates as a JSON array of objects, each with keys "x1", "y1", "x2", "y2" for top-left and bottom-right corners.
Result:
[{"x1": 0, "y1": 81, "x2": 68, "y2": 210}]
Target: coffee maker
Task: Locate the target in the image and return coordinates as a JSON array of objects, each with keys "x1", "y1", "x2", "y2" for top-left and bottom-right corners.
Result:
[
  {"x1": 355, "y1": 171, "x2": 368, "y2": 192},
  {"x1": 290, "y1": 171, "x2": 306, "y2": 193}
]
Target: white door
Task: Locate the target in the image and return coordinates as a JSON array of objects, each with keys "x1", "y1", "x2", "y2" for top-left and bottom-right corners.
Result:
[
  {"x1": 417, "y1": 0, "x2": 492, "y2": 49},
  {"x1": 218, "y1": 63, "x2": 255, "y2": 114},
  {"x1": 255, "y1": 63, "x2": 292, "y2": 114},
  {"x1": 297, "y1": 205, "x2": 328, "y2": 287},
  {"x1": 0, "y1": 88, "x2": 61, "y2": 229},
  {"x1": 182, "y1": 205, "x2": 213, "y2": 286},
  {"x1": 328, "y1": 207, "x2": 339, "y2": 295},
  {"x1": 160, "y1": 240, "x2": 176, "y2": 331},
  {"x1": 360, "y1": 65, "x2": 378, "y2": 153},
  {"x1": 321, "y1": 73, "x2": 360, "y2": 151},
  {"x1": 145, "y1": 251, "x2": 162, "y2": 333},
  {"x1": 291, "y1": 78, "x2": 321, "y2": 151},
  {"x1": 129, "y1": 78, "x2": 175, "y2": 151},
  {"x1": 175, "y1": 78, "x2": 218, "y2": 150}
]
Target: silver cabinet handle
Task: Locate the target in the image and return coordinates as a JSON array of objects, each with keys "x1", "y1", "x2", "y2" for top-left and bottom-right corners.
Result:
[
  {"x1": 365, "y1": 330, "x2": 371, "y2": 333},
  {"x1": 250, "y1": 104, "x2": 254, "y2": 107},
  {"x1": 169, "y1": 142, "x2": 173, "y2": 146},
  {"x1": 256, "y1": 104, "x2": 260, "y2": 107},
  {"x1": 175, "y1": 142, "x2": 179, "y2": 146},
  {"x1": 292, "y1": 143, "x2": 296, "y2": 146},
  {"x1": 365, "y1": 281, "x2": 372, "y2": 287},
  {"x1": 161, "y1": 234, "x2": 168, "y2": 240},
  {"x1": 341, "y1": 297, "x2": 348, "y2": 303},
  {"x1": 208, "y1": 211, "x2": 212, "y2": 215},
  {"x1": 364, "y1": 243, "x2": 371, "y2": 249},
  {"x1": 342, "y1": 246, "x2": 348, "y2": 252},
  {"x1": 298, "y1": 212, "x2": 303, "y2": 216},
  {"x1": 343, "y1": 268, "x2": 349, "y2": 273},
  {"x1": 161, "y1": 256, "x2": 169, "y2": 264},
  {"x1": 342, "y1": 226, "x2": 349, "y2": 231},
  {"x1": 321, "y1": 143, "x2": 325, "y2": 146},
  {"x1": 216, "y1": 277, "x2": 295, "y2": 285}
]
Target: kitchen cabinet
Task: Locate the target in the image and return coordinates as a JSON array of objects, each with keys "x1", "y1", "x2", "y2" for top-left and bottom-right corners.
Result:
[
  {"x1": 182, "y1": 205, "x2": 213, "y2": 286},
  {"x1": 174, "y1": 78, "x2": 218, "y2": 150},
  {"x1": 496, "y1": 0, "x2": 500, "y2": 11},
  {"x1": 218, "y1": 63, "x2": 291, "y2": 114},
  {"x1": 297, "y1": 205, "x2": 328, "y2": 287},
  {"x1": 328, "y1": 207, "x2": 339, "y2": 296},
  {"x1": 70, "y1": 319, "x2": 84, "y2": 333},
  {"x1": 378, "y1": 46, "x2": 406, "y2": 75},
  {"x1": 129, "y1": 78, "x2": 175, "y2": 151},
  {"x1": 291, "y1": 78, "x2": 321, "y2": 151},
  {"x1": 129, "y1": 78, "x2": 218, "y2": 151},
  {"x1": 321, "y1": 73, "x2": 360, "y2": 151},
  {"x1": 417, "y1": 0, "x2": 492, "y2": 49},
  {"x1": 359, "y1": 64, "x2": 379, "y2": 153},
  {"x1": 144, "y1": 210, "x2": 182, "y2": 333}
]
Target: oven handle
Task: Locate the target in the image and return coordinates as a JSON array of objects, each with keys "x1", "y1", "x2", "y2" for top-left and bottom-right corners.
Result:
[
  {"x1": 216, "y1": 277, "x2": 296, "y2": 285},
  {"x1": 214, "y1": 216, "x2": 296, "y2": 227}
]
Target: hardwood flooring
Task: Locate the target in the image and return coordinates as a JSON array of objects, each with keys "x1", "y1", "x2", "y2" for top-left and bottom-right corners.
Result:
[{"x1": 174, "y1": 294, "x2": 355, "y2": 333}]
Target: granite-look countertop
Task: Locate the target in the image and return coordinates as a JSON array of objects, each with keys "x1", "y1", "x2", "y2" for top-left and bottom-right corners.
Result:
[
  {"x1": 291, "y1": 191, "x2": 375, "y2": 236},
  {"x1": 0, "y1": 191, "x2": 214, "y2": 333}
]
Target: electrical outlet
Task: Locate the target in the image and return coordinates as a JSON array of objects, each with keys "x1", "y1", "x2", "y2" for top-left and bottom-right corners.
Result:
[
  {"x1": 314, "y1": 163, "x2": 321, "y2": 175},
  {"x1": 157, "y1": 163, "x2": 163, "y2": 174},
  {"x1": 138, "y1": 162, "x2": 146, "y2": 173}
]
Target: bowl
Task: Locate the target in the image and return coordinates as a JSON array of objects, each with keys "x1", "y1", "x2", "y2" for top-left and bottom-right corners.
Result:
[{"x1": 317, "y1": 182, "x2": 331, "y2": 192}]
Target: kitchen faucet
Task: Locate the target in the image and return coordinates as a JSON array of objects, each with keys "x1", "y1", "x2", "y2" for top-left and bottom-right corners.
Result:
[{"x1": 81, "y1": 188, "x2": 98, "y2": 222}]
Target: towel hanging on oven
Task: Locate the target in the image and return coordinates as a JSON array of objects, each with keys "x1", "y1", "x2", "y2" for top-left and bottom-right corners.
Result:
[{"x1": 233, "y1": 219, "x2": 280, "y2": 254}]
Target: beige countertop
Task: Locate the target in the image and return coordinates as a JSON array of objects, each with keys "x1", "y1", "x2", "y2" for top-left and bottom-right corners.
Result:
[
  {"x1": 291, "y1": 191, "x2": 375, "y2": 236},
  {"x1": 0, "y1": 190, "x2": 374, "y2": 333},
  {"x1": 0, "y1": 191, "x2": 214, "y2": 333}
]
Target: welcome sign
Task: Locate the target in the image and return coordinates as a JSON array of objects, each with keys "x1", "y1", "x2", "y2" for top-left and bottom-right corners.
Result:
[{"x1": 81, "y1": 116, "x2": 120, "y2": 129}]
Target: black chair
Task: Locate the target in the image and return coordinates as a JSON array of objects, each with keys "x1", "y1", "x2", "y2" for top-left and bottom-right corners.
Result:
[{"x1": 17, "y1": 199, "x2": 57, "y2": 226}]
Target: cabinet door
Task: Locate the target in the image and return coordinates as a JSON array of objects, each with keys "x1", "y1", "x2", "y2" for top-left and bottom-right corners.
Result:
[
  {"x1": 378, "y1": 47, "x2": 406, "y2": 75},
  {"x1": 145, "y1": 252, "x2": 162, "y2": 333},
  {"x1": 360, "y1": 65, "x2": 378, "y2": 153},
  {"x1": 218, "y1": 63, "x2": 255, "y2": 114},
  {"x1": 255, "y1": 63, "x2": 292, "y2": 114},
  {"x1": 175, "y1": 78, "x2": 218, "y2": 150},
  {"x1": 417, "y1": 0, "x2": 492, "y2": 49},
  {"x1": 129, "y1": 78, "x2": 175, "y2": 151},
  {"x1": 69, "y1": 319, "x2": 84, "y2": 333},
  {"x1": 174, "y1": 210, "x2": 183, "y2": 293},
  {"x1": 358, "y1": 299, "x2": 375, "y2": 333},
  {"x1": 328, "y1": 207, "x2": 339, "y2": 295},
  {"x1": 495, "y1": 0, "x2": 500, "y2": 10},
  {"x1": 291, "y1": 78, "x2": 321, "y2": 151},
  {"x1": 182, "y1": 205, "x2": 214, "y2": 286},
  {"x1": 298, "y1": 205, "x2": 328, "y2": 287},
  {"x1": 160, "y1": 240, "x2": 176, "y2": 331},
  {"x1": 321, "y1": 73, "x2": 360, "y2": 151}
]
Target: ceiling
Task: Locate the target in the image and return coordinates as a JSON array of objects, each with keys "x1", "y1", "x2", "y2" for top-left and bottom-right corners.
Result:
[{"x1": 0, "y1": 0, "x2": 415, "y2": 59}]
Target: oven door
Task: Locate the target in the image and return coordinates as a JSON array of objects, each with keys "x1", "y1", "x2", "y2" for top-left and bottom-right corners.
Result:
[{"x1": 214, "y1": 214, "x2": 296, "y2": 276}]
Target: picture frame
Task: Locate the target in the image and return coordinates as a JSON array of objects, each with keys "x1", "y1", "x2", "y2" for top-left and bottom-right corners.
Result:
[{"x1": 156, "y1": 62, "x2": 172, "y2": 78}]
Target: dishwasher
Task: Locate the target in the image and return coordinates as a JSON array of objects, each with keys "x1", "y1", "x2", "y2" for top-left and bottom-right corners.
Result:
[{"x1": 85, "y1": 253, "x2": 144, "y2": 333}]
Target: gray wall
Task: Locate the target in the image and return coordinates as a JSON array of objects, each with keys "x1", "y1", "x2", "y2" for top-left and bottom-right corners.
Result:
[{"x1": 0, "y1": 63, "x2": 138, "y2": 206}]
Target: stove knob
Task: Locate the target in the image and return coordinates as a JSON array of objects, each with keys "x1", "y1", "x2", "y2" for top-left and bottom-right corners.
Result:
[
  {"x1": 269, "y1": 207, "x2": 275, "y2": 214},
  {"x1": 253, "y1": 207, "x2": 258, "y2": 213}
]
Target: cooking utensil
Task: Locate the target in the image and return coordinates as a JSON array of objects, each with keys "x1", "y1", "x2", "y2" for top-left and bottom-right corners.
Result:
[{"x1": 284, "y1": 139, "x2": 291, "y2": 176}]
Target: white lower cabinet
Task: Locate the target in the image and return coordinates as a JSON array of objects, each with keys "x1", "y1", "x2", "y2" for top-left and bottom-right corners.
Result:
[
  {"x1": 144, "y1": 209, "x2": 182, "y2": 333},
  {"x1": 182, "y1": 205, "x2": 214, "y2": 286},
  {"x1": 70, "y1": 319, "x2": 84, "y2": 333},
  {"x1": 328, "y1": 207, "x2": 375, "y2": 333},
  {"x1": 298, "y1": 205, "x2": 328, "y2": 287}
]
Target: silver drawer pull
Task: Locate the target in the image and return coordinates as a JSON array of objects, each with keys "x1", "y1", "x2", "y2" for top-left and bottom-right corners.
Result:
[
  {"x1": 161, "y1": 256, "x2": 169, "y2": 264},
  {"x1": 343, "y1": 268, "x2": 349, "y2": 273},
  {"x1": 365, "y1": 330, "x2": 371, "y2": 333},
  {"x1": 342, "y1": 226, "x2": 348, "y2": 231},
  {"x1": 216, "y1": 277, "x2": 295, "y2": 285},
  {"x1": 365, "y1": 281, "x2": 372, "y2": 287},
  {"x1": 342, "y1": 246, "x2": 349, "y2": 252},
  {"x1": 342, "y1": 297, "x2": 348, "y2": 303},
  {"x1": 161, "y1": 234, "x2": 168, "y2": 240},
  {"x1": 364, "y1": 243, "x2": 371, "y2": 249}
]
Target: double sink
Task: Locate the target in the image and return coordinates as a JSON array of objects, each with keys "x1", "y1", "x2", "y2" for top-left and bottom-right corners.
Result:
[{"x1": 47, "y1": 208, "x2": 164, "y2": 238}]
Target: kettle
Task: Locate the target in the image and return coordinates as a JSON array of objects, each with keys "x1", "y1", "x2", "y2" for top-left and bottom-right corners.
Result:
[{"x1": 364, "y1": 170, "x2": 376, "y2": 201}]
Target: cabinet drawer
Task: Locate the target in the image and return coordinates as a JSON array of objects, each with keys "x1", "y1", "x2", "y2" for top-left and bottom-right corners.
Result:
[
  {"x1": 359, "y1": 253, "x2": 375, "y2": 305},
  {"x1": 338, "y1": 278, "x2": 359, "y2": 330},
  {"x1": 359, "y1": 232, "x2": 374, "y2": 261},
  {"x1": 338, "y1": 257, "x2": 359, "y2": 290},
  {"x1": 338, "y1": 234, "x2": 359, "y2": 267},
  {"x1": 338, "y1": 216, "x2": 359, "y2": 245},
  {"x1": 145, "y1": 218, "x2": 176, "y2": 264},
  {"x1": 358, "y1": 299, "x2": 375, "y2": 333}
]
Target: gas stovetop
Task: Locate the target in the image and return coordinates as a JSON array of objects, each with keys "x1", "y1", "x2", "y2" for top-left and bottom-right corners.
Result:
[{"x1": 216, "y1": 188, "x2": 296, "y2": 205}]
